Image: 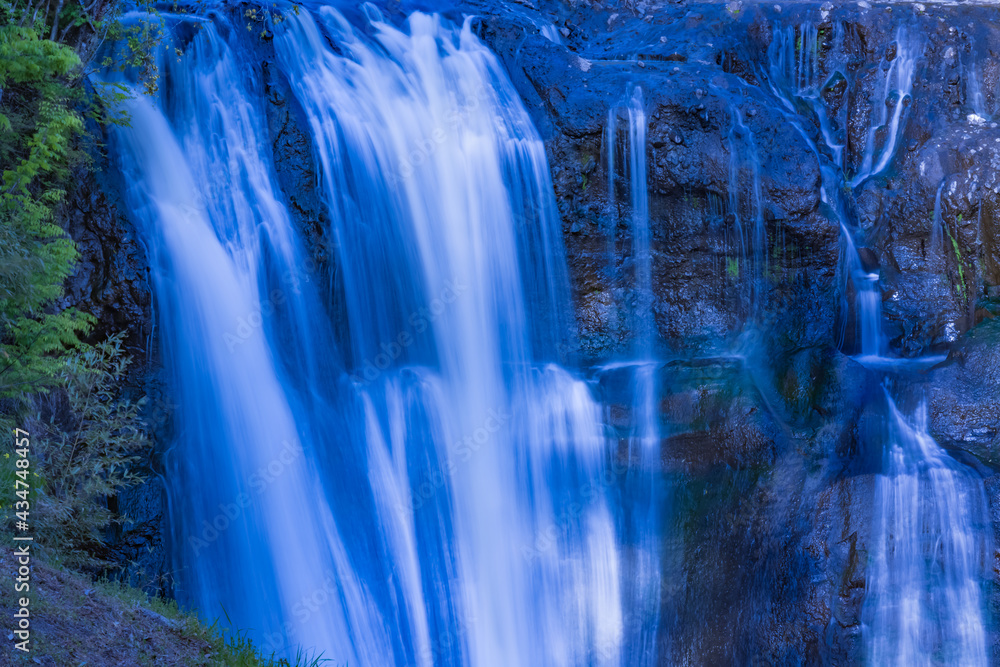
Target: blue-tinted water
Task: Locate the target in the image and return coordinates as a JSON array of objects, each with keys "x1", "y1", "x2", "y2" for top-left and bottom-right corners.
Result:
[
  {"x1": 103, "y1": 7, "x2": 993, "y2": 666},
  {"x1": 110, "y1": 7, "x2": 638, "y2": 665}
]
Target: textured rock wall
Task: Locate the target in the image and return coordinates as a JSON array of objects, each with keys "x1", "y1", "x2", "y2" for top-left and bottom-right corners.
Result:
[{"x1": 472, "y1": 1, "x2": 1000, "y2": 662}]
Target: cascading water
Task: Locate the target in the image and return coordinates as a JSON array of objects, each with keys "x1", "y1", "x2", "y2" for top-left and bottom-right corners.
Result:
[
  {"x1": 107, "y1": 6, "x2": 639, "y2": 665},
  {"x1": 764, "y1": 20, "x2": 991, "y2": 666},
  {"x1": 626, "y1": 88, "x2": 653, "y2": 354},
  {"x1": 770, "y1": 18, "x2": 988, "y2": 665},
  {"x1": 965, "y1": 48, "x2": 998, "y2": 122},
  {"x1": 600, "y1": 87, "x2": 662, "y2": 666},
  {"x1": 110, "y1": 15, "x2": 391, "y2": 663},
  {"x1": 851, "y1": 28, "x2": 920, "y2": 187},
  {"x1": 274, "y1": 9, "x2": 627, "y2": 664},
  {"x1": 723, "y1": 107, "x2": 767, "y2": 320},
  {"x1": 865, "y1": 392, "x2": 991, "y2": 667}
]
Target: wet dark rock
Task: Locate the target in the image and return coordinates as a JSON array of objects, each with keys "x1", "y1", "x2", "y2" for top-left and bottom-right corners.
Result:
[
  {"x1": 857, "y1": 247, "x2": 879, "y2": 272},
  {"x1": 928, "y1": 319, "x2": 1000, "y2": 467},
  {"x1": 469, "y1": 0, "x2": 1000, "y2": 662},
  {"x1": 59, "y1": 147, "x2": 170, "y2": 595},
  {"x1": 479, "y1": 9, "x2": 834, "y2": 362},
  {"x1": 61, "y1": 165, "x2": 152, "y2": 358},
  {"x1": 875, "y1": 123, "x2": 1000, "y2": 353},
  {"x1": 812, "y1": 472, "x2": 873, "y2": 665},
  {"x1": 884, "y1": 41, "x2": 897, "y2": 62},
  {"x1": 262, "y1": 60, "x2": 332, "y2": 266},
  {"x1": 657, "y1": 359, "x2": 781, "y2": 473},
  {"x1": 106, "y1": 475, "x2": 170, "y2": 594}
]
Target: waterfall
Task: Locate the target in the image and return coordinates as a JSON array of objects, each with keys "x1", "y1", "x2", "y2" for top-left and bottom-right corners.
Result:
[
  {"x1": 627, "y1": 88, "x2": 653, "y2": 354},
  {"x1": 851, "y1": 28, "x2": 920, "y2": 187},
  {"x1": 764, "y1": 19, "x2": 990, "y2": 664},
  {"x1": 767, "y1": 22, "x2": 844, "y2": 167},
  {"x1": 864, "y1": 393, "x2": 991, "y2": 667},
  {"x1": 723, "y1": 107, "x2": 767, "y2": 320},
  {"x1": 109, "y1": 16, "x2": 391, "y2": 663},
  {"x1": 95, "y1": 2, "x2": 997, "y2": 663},
  {"x1": 108, "y1": 6, "x2": 634, "y2": 665},
  {"x1": 274, "y1": 9, "x2": 625, "y2": 663},
  {"x1": 767, "y1": 22, "x2": 884, "y2": 357},
  {"x1": 602, "y1": 87, "x2": 661, "y2": 666}
]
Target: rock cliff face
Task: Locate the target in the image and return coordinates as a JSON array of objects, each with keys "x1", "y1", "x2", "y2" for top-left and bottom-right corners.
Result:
[
  {"x1": 60, "y1": 150, "x2": 170, "y2": 593},
  {"x1": 64, "y1": 0, "x2": 1000, "y2": 662},
  {"x1": 475, "y1": 0, "x2": 1000, "y2": 354},
  {"x1": 481, "y1": 4, "x2": 839, "y2": 364},
  {"x1": 471, "y1": 1, "x2": 1000, "y2": 661}
]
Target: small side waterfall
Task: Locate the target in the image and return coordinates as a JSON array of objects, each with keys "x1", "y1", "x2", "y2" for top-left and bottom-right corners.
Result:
[
  {"x1": 603, "y1": 87, "x2": 662, "y2": 666},
  {"x1": 964, "y1": 49, "x2": 998, "y2": 122},
  {"x1": 765, "y1": 20, "x2": 991, "y2": 666},
  {"x1": 841, "y1": 225, "x2": 884, "y2": 359},
  {"x1": 723, "y1": 108, "x2": 767, "y2": 320},
  {"x1": 865, "y1": 393, "x2": 991, "y2": 667},
  {"x1": 627, "y1": 89, "x2": 653, "y2": 355},
  {"x1": 851, "y1": 27, "x2": 920, "y2": 187}
]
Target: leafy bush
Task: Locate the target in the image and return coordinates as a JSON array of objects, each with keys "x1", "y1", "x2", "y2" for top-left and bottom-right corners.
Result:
[
  {"x1": 0, "y1": 22, "x2": 94, "y2": 398},
  {"x1": 28, "y1": 332, "x2": 151, "y2": 568},
  {"x1": 0, "y1": 0, "x2": 168, "y2": 403},
  {"x1": 1, "y1": 0, "x2": 165, "y2": 574}
]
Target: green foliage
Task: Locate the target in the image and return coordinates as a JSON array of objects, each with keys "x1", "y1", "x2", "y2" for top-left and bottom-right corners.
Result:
[
  {"x1": 946, "y1": 224, "x2": 968, "y2": 301},
  {"x1": 0, "y1": 25, "x2": 82, "y2": 192},
  {"x1": 88, "y1": 0, "x2": 165, "y2": 107},
  {"x1": 28, "y1": 333, "x2": 150, "y2": 568},
  {"x1": 94, "y1": 581, "x2": 333, "y2": 665},
  {"x1": 0, "y1": 21, "x2": 93, "y2": 398},
  {"x1": 0, "y1": 0, "x2": 167, "y2": 580},
  {"x1": 0, "y1": 197, "x2": 95, "y2": 396},
  {"x1": 211, "y1": 625, "x2": 332, "y2": 667},
  {"x1": 2, "y1": 0, "x2": 166, "y2": 123},
  {"x1": 0, "y1": 26, "x2": 80, "y2": 138}
]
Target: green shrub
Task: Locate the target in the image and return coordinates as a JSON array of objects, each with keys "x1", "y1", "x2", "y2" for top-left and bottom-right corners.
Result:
[
  {"x1": 1, "y1": 0, "x2": 165, "y2": 574},
  {"x1": 29, "y1": 332, "x2": 151, "y2": 568},
  {"x1": 0, "y1": 22, "x2": 94, "y2": 399}
]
